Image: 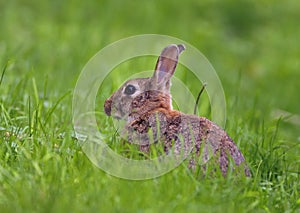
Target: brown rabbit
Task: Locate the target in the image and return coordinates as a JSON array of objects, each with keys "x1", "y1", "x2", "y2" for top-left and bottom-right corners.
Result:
[{"x1": 104, "y1": 44, "x2": 251, "y2": 177}]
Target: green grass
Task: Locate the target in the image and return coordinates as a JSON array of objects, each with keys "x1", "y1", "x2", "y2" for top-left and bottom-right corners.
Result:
[{"x1": 1, "y1": 0, "x2": 300, "y2": 212}]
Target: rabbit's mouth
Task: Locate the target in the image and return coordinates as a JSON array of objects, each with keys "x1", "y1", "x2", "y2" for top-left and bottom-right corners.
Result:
[
  {"x1": 104, "y1": 97, "x2": 127, "y2": 121},
  {"x1": 111, "y1": 108, "x2": 128, "y2": 120},
  {"x1": 112, "y1": 114, "x2": 122, "y2": 120}
]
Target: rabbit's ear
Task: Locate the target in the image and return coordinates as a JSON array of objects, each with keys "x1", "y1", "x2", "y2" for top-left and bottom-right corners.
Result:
[{"x1": 152, "y1": 44, "x2": 185, "y2": 89}]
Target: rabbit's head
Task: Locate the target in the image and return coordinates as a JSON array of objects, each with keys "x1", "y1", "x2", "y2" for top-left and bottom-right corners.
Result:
[{"x1": 104, "y1": 44, "x2": 185, "y2": 120}]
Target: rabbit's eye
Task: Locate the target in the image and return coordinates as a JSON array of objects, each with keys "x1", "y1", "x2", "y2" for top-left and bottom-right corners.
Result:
[{"x1": 124, "y1": 84, "x2": 136, "y2": 95}]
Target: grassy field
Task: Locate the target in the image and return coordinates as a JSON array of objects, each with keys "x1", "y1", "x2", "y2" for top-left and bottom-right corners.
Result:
[{"x1": 1, "y1": 0, "x2": 300, "y2": 212}]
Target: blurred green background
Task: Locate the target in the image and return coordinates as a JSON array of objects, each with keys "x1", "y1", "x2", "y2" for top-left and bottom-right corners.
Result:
[
  {"x1": 1, "y1": 0, "x2": 300, "y2": 212},
  {"x1": 1, "y1": 0, "x2": 299, "y2": 111}
]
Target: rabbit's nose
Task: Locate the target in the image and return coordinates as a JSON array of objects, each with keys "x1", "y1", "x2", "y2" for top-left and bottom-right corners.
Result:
[{"x1": 104, "y1": 98, "x2": 112, "y2": 116}]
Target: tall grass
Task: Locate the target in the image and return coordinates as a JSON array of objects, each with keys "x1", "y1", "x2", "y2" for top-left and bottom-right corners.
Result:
[{"x1": 1, "y1": 0, "x2": 300, "y2": 212}]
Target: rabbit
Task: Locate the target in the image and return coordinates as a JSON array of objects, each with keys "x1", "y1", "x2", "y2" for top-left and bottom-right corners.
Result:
[{"x1": 104, "y1": 44, "x2": 251, "y2": 177}]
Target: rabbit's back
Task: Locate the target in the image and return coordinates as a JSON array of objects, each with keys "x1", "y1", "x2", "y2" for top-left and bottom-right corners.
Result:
[{"x1": 159, "y1": 112, "x2": 251, "y2": 176}]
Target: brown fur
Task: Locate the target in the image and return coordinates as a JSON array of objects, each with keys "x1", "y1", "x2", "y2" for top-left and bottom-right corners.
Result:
[{"x1": 103, "y1": 44, "x2": 251, "y2": 177}]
